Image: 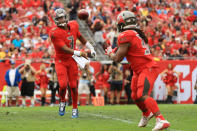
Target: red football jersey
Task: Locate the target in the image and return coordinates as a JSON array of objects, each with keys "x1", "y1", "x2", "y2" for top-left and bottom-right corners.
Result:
[
  {"x1": 39, "y1": 70, "x2": 49, "y2": 84},
  {"x1": 117, "y1": 30, "x2": 156, "y2": 74},
  {"x1": 102, "y1": 70, "x2": 110, "y2": 82},
  {"x1": 49, "y1": 21, "x2": 82, "y2": 60},
  {"x1": 166, "y1": 70, "x2": 177, "y2": 83}
]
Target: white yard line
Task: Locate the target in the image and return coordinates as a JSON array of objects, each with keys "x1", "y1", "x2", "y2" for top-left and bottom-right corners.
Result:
[
  {"x1": 82, "y1": 112, "x2": 183, "y2": 131},
  {"x1": 82, "y1": 112, "x2": 135, "y2": 124},
  {"x1": 11, "y1": 110, "x2": 182, "y2": 131}
]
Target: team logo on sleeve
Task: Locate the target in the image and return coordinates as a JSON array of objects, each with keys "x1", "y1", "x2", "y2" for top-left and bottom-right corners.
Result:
[{"x1": 119, "y1": 36, "x2": 128, "y2": 42}]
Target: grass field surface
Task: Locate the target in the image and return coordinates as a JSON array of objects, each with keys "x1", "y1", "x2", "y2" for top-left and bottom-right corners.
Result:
[{"x1": 0, "y1": 104, "x2": 197, "y2": 131}]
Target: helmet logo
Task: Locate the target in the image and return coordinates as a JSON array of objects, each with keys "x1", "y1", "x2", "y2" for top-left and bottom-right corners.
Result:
[{"x1": 118, "y1": 15, "x2": 125, "y2": 24}]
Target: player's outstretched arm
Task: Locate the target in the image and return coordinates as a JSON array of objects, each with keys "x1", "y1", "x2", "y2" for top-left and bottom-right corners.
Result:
[
  {"x1": 78, "y1": 35, "x2": 96, "y2": 58},
  {"x1": 106, "y1": 43, "x2": 130, "y2": 63},
  {"x1": 50, "y1": 30, "x2": 88, "y2": 59},
  {"x1": 61, "y1": 44, "x2": 88, "y2": 59}
]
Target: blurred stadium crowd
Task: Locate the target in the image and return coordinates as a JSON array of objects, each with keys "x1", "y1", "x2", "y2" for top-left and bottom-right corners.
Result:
[
  {"x1": 0, "y1": 0, "x2": 197, "y2": 62},
  {"x1": 0, "y1": 0, "x2": 63, "y2": 62},
  {"x1": 81, "y1": 0, "x2": 197, "y2": 60}
]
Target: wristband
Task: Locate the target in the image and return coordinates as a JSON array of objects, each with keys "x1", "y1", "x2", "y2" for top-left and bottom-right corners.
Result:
[
  {"x1": 74, "y1": 50, "x2": 81, "y2": 56},
  {"x1": 86, "y1": 41, "x2": 94, "y2": 51}
]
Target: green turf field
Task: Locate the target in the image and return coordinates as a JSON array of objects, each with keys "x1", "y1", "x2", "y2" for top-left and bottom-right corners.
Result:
[{"x1": 0, "y1": 104, "x2": 197, "y2": 131}]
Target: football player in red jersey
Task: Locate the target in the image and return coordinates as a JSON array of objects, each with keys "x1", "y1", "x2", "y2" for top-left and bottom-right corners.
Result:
[
  {"x1": 161, "y1": 63, "x2": 180, "y2": 104},
  {"x1": 105, "y1": 11, "x2": 170, "y2": 130},
  {"x1": 49, "y1": 8, "x2": 96, "y2": 118}
]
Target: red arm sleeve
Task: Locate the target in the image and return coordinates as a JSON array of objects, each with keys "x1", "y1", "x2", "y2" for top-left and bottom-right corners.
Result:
[
  {"x1": 73, "y1": 21, "x2": 82, "y2": 38},
  {"x1": 77, "y1": 28, "x2": 82, "y2": 38},
  {"x1": 117, "y1": 31, "x2": 133, "y2": 46}
]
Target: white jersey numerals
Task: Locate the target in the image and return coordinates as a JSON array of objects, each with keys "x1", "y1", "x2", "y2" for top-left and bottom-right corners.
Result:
[
  {"x1": 67, "y1": 35, "x2": 74, "y2": 49},
  {"x1": 141, "y1": 40, "x2": 150, "y2": 55},
  {"x1": 136, "y1": 34, "x2": 150, "y2": 55}
]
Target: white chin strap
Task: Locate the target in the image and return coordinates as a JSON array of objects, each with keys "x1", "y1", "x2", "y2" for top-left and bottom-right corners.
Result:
[
  {"x1": 58, "y1": 22, "x2": 67, "y2": 27},
  {"x1": 123, "y1": 24, "x2": 137, "y2": 29}
]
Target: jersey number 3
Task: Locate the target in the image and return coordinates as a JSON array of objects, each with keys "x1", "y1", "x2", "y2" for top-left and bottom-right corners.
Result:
[{"x1": 67, "y1": 36, "x2": 74, "y2": 49}]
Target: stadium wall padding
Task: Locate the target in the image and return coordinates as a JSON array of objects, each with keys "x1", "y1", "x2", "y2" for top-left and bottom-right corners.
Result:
[{"x1": 0, "y1": 60, "x2": 196, "y2": 104}]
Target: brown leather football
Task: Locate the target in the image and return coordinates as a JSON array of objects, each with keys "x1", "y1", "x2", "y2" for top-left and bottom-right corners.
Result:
[{"x1": 78, "y1": 9, "x2": 89, "y2": 20}]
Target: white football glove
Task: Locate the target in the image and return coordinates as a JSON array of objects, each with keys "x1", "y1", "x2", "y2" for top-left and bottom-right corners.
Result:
[
  {"x1": 86, "y1": 41, "x2": 97, "y2": 59},
  {"x1": 105, "y1": 46, "x2": 117, "y2": 56},
  {"x1": 90, "y1": 49, "x2": 97, "y2": 58}
]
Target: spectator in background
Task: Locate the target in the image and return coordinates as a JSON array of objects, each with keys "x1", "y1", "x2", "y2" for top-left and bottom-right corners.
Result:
[
  {"x1": 108, "y1": 62, "x2": 123, "y2": 105},
  {"x1": 13, "y1": 26, "x2": 22, "y2": 36},
  {"x1": 19, "y1": 60, "x2": 36, "y2": 107},
  {"x1": 0, "y1": 3, "x2": 9, "y2": 16},
  {"x1": 124, "y1": 69, "x2": 132, "y2": 104},
  {"x1": 88, "y1": 64, "x2": 96, "y2": 101},
  {"x1": 169, "y1": 50, "x2": 183, "y2": 60},
  {"x1": 23, "y1": 33, "x2": 32, "y2": 51},
  {"x1": 78, "y1": 64, "x2": 91, "y2": 105},
  {"x1": 161, "y1": 63, "x2": 180, "y2": 103},
  {"x1": 12, "y1": 35, "x2": 24, "y2": 48},
  {"x1": 36, "y1": 64, "x2": 49, "y2": 106},
  {"x1": 31, "y1": 0, "x2": 42, "y2": 8},
  {"x1": 99, "y1": 9, "x2": 107, "y2": 23},
  {"x1": 0, "y1": 10, "x2": 5, "y2": 20},
  {"x1": 194, "y1": 40, "x2": 197, "y2": 52},
  {"x1": 95, "y1": 64, "x2": 110, "y2": 104},
  {"x1": 51, "y1": 0, "x2": 64, "y2": 10},
  {"x1": 107, "y1": 27, "x2": 118, "y2": 49},
  {"x1": 42, "y1": 0, "x2": 52, "y2": 14},
  {"x1": 66, "y1": 0, "x2": 80, "y2": 20},
  {"x1": 9, "y1": 3, "x2": 18, "y2": 15},
  {"x1": 5, "y1": 61, "x2": 21, "y2": 106},
  {"x1": 0, "y1": 45, "x2": 6, "y2": 60},
  {"x1": 48, "y1": 62, "x2": 59, "y2": 106},
  {"x1": 92, "y1": 19, "x2": 105, "y2": 48},
  {"x1": 40, "y1": 28, "x2": 49, "y2": 41},
  {"x1": 4, "y1": 11, "x2": 12, "y2": 21}
]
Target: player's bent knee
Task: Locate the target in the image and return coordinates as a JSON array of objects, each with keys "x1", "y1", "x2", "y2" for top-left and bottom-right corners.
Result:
[
  {"x1": 131, "y1": 92, "x2": 137, "y2": 101},
  {"x1": 69, "y1": 82, "x2": 77, "y2": 89},
  {"x1": 59, "y1": 82, "x2": 67, "y2": 89},
  {"x1": 135, "y1": 96, "x2": 146, "y2": 102},
  {"x1": 58, "y1": 78, "x2": 67, "y2": 88}
]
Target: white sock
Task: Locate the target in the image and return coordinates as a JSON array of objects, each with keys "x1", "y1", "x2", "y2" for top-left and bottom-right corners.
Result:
[
  {"x1": 60, "y1": 102, "x2": 65, "y2": 105},
  {"x1": 31, "y1": 99, "x2": 34, "y2": 105},
  {"x1": 22, "y1": 98, "x2": 26, "y2": 105}
]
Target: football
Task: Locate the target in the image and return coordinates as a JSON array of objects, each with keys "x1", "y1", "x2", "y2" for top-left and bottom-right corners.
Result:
[{"x1": 78, "y1": 9, "x2": 89, "y2": 20}]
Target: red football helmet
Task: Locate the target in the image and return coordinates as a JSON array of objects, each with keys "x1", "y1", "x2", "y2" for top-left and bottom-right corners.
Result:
[
  {"x1": 116, "y1": 11, "x2": 137, "y2": 32},
  {"x1": 53, "y1": 8, "x2": 69, "y2": 27}
]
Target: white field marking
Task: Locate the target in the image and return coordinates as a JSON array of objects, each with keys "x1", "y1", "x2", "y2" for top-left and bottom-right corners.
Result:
[
  {"x1": 82, "y1": 112, "x2": 183, "y2": 131},
  {"x1": 82, "y1": 112, "x2": 135, "y2": 124},
  {"x1": 11, "y1": 110, "x2": 183, "y2": 131}
]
